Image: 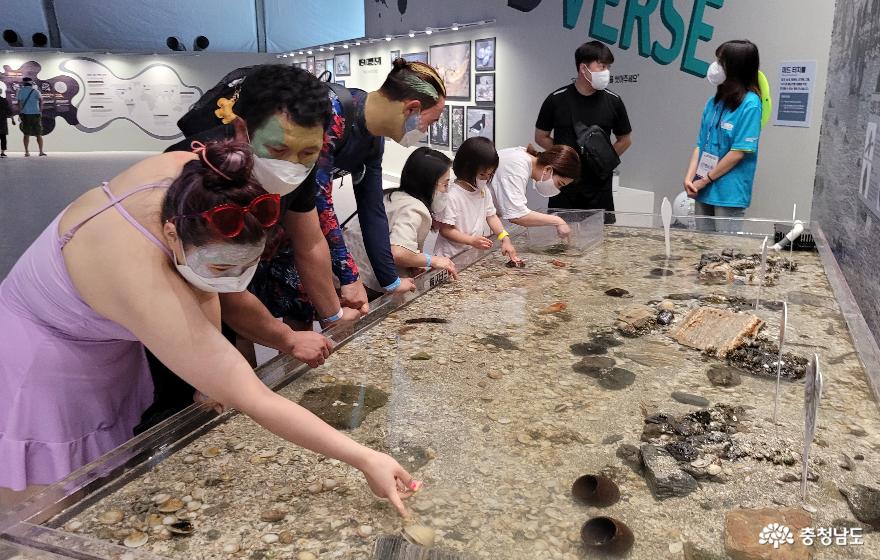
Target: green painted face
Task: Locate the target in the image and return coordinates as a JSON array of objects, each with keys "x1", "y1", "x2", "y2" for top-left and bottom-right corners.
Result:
[{"x1": 249, "y1": 114, "x2": 323, "y2": 166}]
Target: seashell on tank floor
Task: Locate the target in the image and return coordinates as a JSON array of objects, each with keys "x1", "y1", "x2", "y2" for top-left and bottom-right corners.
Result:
[
  {"x1": 98, "y1": 510, "x2": 124, "y2": 524},
  {"x1": 123, "y1": 530, "x2": 148, "y2": 548},
  {"x1": 168, "y1": 520, "x2": 194, "y2": 536},
  {"x1": 157, "y1": 498, "x2": 185, "y2": 513},
  {"x1": 402, "y1": 524, "x2": 435, "y2": 547},
  {"x1": 201, "y1": 447, "x2": 221, "y2": 458}
]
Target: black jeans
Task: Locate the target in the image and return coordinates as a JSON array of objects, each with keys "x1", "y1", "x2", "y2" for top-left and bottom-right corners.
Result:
[
  {"x1": 134, "y1": 323, "x2": 239, "y2": 434},
  {"x1": 1, "y1": 134, "x2": 6, "y2": 152},
  {"x1": 549, "y1": 173, "x2": 616, "y2": 224}
]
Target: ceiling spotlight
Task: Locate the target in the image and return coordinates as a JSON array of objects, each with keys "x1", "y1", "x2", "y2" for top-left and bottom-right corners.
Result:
[
  {"x1": 281, "y1": 54, "x2": 288, "y2": 58},
  {"x1": 166, "y1": 36, "x2": 186, "y2": 51},
  {"x1": 343, "y1": 43, "x2": 349, "y2": 49},
  {"x1": 307, "y1": 50, "x2": 312, "y2": 55},
  {"x1": 298, "y1": 50, "x2": 303, "y2": 55},
  {"x1": 451, "y1": 23, "x2": 460, "y2": 31},
  {"x1": 319, "y1": 47, "x2": 324, "y2": 52},
  {"x1": 408, "y1": 30, "x2": 415, "y2": 37},
  {"x1": 355, "y1": 41, "x2": 361, "y2": 46},
  {"x1": 32, "y1": 32, "x2": 48, "y2": 47},
  {"x1": 329, "y1": 46, "x2": 334, "y2": 51},
  {"x1": 193, "y1": 35, "x2": 210, "y2": 51},
  {"x1": 2, "y1": 29, "x2": 23, "y2": 47},
  {"x1": 425, "y1": 27, "x2": 433, "y2": 35},
  {"x1": 385, "y1": 35, "x2": 392, "y2": 41}
]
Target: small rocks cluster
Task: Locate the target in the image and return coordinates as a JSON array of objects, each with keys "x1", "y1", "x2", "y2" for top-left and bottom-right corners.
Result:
[
  {"x1": 637, "y1": 405, "x2": 748, "y2": 499},
  {"x1": 726, "y1": 338, "x2": 808, "y2": 380},
  {"x1": 697, "y1": 248, "x2": 797, "y2": 285}
]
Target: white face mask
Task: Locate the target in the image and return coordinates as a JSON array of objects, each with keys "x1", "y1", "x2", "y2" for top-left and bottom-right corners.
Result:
[
  {"x1": 430, "y1": 191, "x2": 449, "y2": 215},
  {"x1": 585, "y1": 67, "x2": 610, "y2": 91},
  {"x1": 534, "y1": 167, "x2": 560, "y2": 198},
  {"x1": 174, "y1": 241, "x2": 262, "y2": 293},
  {"x1": 706, "y1": 61, "x2": 726, "y2": 86},
  {"x1": 398, "y1": 109, "x2": 427, "y2": 147},
  {"x1": 476, "y1": 178, "x2": 489, "y2": 189},
  {"x1": 251, "y1": 156, "x2": 314, "y2": 196}
]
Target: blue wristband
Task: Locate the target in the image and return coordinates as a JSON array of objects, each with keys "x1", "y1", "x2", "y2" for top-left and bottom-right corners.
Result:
[
  {"x1": 321, "y1": 308, "x2": 344, "y2": 324},
  {"x1": 383, "y1": 277, "x2": 402, "y2": 292},
  {"x1": 423, "y1": 253, "x2": 432, "y2": 269}
]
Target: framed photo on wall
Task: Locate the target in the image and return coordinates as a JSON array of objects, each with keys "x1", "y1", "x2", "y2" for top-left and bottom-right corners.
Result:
[
  {"x1": 429, "y1": 41, "x2": 471, "y2": 101},
  {"x1": 466, "y1": 106, "x2": 494, "y2": 142},
  {"x1": 334, "y1": 52, "x2": 351, "y2": 76},
  {"x1": 475, "y1": 73, "x2": 495, "y2": 104},
  {"x1": 324, "y1": 58, "x2": 334, "y2": 77},
  {"x1": 429, "y1": 106, "x2": 450, "y2": 149},
  {"x1": 390, "y1": 49, "x2": 401, "y2": 62},
  {"x1": 402, "y1": 51, "x2": 428, "y2": 64},
  {"x1": 475, "y1": 37, "x2": 496, "y2": 72},
  {"x1": 314, "y1": 59, "x2": 326, "y2": 75},
  {"x1": 451, "y1": 106, "x2": 465, "y2": 152},
  {"x1": 306, "y1": 56, "x2": 316, "y2": 74}
]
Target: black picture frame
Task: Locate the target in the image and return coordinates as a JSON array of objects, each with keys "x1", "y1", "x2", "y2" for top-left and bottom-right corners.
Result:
[
  {"x1": 334, "y1": 52, "x2": 351, "y2": 76},
  {"x1": 475, "y1": 73, "x2": 495, "y2": 104},
  {"x1": 475, "y1": 37, "x2": 496, "y2": 72},
  {"x1": 429, "y1": 40, "x2": 471, "y2": 101},
  {"x1": 390, "y1": 49, "x2": 400, "y2": 62},
  {"x1": 451, "y1": 106, "x2": 465, "y2": 152},
  {"x1": 429, "y1": 105, "x2": 450, "y2": 149},
  {"x1": 466, "y1": 106, "x2": 494, "y2": 143},
  {"x1": 402, "y1": 51, "x2": 428, "y2": 64}
]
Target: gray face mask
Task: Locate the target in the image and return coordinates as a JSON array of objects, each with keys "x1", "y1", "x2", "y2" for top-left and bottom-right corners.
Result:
[
  {"x1": 174, "y1": 241, "x2": 264, "y2": 293},
  {"x1": 398, "y1": 109, "x2": 427, "y2": 147}
]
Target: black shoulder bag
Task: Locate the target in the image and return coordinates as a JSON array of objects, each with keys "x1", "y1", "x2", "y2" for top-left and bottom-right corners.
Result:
[{"x1": 564, "y1": 91, "x2": 620, "y2": 179}]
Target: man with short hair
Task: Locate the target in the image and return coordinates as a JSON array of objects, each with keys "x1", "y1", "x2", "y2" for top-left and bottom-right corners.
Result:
[
  {"x1": 535, "y1": 40, "x2": 632, "y2": 223},
  {"x1": 15, "y1": 77, "x2": 46, "y2": 157}
]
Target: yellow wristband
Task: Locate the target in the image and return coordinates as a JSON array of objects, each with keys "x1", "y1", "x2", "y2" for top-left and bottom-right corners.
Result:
[{"x1": 497, "y1": 231, "x2": 509, "y2": 241}]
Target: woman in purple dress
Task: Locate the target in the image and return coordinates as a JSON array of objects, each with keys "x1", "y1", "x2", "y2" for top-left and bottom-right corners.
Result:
[{"x1": 0, "y1": 140, "x2": 415, "y2": 514}]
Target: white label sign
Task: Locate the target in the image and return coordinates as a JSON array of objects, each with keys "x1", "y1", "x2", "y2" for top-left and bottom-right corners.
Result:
[{"x1": 773, "y1": 61, "x2": 816, "y2": 128}]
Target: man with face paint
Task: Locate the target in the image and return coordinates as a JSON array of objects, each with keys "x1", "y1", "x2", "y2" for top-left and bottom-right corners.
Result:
[
  {"x1": 246, "y1": 59, "x2": 448, "y2": 332},
  {"x1": 146, "y1": 67, "x2": 344, "y2": 428},
  {"x1": 146, "y1": 64, "x2": 446, "y2": 428},
  {"x1": 535, "y1": 41, "x2": 632, "y2": 224}
]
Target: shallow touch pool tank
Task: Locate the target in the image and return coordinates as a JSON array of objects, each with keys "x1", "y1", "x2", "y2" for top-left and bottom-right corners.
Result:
[{"x1": 2, "y1": 210, "x2": 879, "y2": 560}]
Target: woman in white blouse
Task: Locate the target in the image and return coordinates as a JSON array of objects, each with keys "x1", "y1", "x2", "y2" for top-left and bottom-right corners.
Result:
[
  {"x1": 490, "y1": 144, "x2": 581, "y2": 238},
  {"x1": 344, "y1": 147, "x2": 459, "y2": 297}
]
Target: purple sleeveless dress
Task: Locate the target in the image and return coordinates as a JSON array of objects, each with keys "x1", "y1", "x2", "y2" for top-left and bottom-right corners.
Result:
[{"x1": 0, "y1": 183, "x2": 173, "y2": 491}]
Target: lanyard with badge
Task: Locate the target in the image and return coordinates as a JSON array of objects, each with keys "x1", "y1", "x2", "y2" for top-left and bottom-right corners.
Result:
[{"x1": 696, "y1": 104, "x2": 723, "y2": 179}]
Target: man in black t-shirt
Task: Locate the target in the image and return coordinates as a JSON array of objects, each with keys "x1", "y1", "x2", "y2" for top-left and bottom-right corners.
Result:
[{"x1": 535, "y1": 41, "x2": 632, "y2": 224}]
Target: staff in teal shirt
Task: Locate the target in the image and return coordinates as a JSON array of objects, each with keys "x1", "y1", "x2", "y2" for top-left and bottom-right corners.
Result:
[{"x1": 683, "y1": 40, "x2": 762, "y2": 233}]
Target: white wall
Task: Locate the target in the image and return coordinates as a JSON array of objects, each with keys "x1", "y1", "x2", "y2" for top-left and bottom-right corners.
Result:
[
  {"x1": 352, "y1": 0, "x2": 835, "y2": 222},
  {"x1": 0, "y1": 52, "x2": 277, "y2": 152}
]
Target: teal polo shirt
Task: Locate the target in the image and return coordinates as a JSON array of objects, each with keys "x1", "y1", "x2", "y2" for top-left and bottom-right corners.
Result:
[{"x1": 694, "y1": 91, "x2": 762, "y2": 208}]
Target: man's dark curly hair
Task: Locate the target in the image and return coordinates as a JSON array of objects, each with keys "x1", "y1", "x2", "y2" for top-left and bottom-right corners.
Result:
[{"x1": 235, "y1": 65, "x2": 332, "y2": 133}]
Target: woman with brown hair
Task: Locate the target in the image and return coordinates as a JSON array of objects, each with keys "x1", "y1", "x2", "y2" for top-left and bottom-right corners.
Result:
[
  {"x1": 0, "y1": 141, "x2": 417, "y2": 515},
  {"x1": 489, "y1": 144, "x2": 581, "y2": 238}
]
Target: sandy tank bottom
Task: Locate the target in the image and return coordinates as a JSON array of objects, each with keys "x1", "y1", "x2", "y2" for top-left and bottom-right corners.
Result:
[{"x1": 53, "y1": 227, "x2": 880, "y2": 559}]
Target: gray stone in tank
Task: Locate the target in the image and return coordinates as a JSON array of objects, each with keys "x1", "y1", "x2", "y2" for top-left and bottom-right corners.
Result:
[{"x1": 640, "y1": 443, "x2": 699, "y2": 499}]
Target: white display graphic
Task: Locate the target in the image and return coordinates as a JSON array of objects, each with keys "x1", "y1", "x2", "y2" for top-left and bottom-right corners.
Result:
[{"x1": 60, "y1": 57, "x2": 202, "y2": 139}]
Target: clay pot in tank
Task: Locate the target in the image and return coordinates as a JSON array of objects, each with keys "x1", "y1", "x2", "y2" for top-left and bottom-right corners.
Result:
[
  {"x1": 580, "y1": 516, "x2": 634, "y2": 556},
  {"x1": 571, "y1": 474, "x2": 620, "y2": 507}
]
